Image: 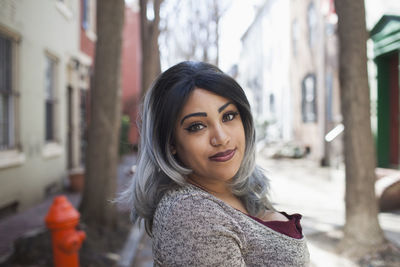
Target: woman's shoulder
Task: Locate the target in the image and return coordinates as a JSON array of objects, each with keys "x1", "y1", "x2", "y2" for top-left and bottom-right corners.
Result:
[
  {"x1": 155, "y1": 183, "x2": 227, "y2": 221},
  {"x1": 152, "y1": 185, "x2": 248, "y2": 266},
  {"x1": 152, "y1": 183, "x2": 247, "y2": 236}
]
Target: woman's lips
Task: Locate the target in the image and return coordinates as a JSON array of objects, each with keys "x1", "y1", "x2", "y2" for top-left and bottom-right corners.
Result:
[{"x1": 209, "y1": 149, "x2": 236, "y2": 162}]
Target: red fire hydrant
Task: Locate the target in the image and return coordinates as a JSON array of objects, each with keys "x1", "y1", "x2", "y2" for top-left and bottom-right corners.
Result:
[{"x1": 45, "y1": 196, "x2": 86, "y2": 267}]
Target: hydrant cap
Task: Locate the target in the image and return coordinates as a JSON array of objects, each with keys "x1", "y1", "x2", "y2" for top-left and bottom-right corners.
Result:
[{"x1": 45, "y1": 195, "x2": 80, "y2": 228}]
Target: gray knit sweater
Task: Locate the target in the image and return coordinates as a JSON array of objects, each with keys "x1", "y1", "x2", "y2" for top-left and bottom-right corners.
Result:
[{"x1": 152, "y1": 184, "x2": 310, "y2": 266}]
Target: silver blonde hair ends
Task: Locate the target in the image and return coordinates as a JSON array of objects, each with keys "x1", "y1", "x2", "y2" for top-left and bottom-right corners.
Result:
[{"x1": 118, "y1": 61, "x2": 273, "y2": 234}]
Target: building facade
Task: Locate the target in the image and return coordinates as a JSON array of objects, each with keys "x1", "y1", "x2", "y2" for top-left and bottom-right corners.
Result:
[
  {"x1": 66, "y1": 0, "x2": 96, "y2": 182},
  {"x1": 289, "y1": 0, "x2": 342, "y2": 164},
  {"x1": 0, "y1": 0, "x2": 92, "y2": 215},
  {"x1": 239, "y1": 0, "x2": 342, "y2": 164},
  {"x1": 239, "y1": 0, "x2": 292, "y2": 143}
]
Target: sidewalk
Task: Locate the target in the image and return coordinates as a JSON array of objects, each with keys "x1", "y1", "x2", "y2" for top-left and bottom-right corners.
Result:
[
  {"x1": 0, "y1": 192, "x2": 81, "y2": 263},
  {"x1": 256, "y1": 155, "x2": 400, "y2": 266},
  {"x1": 0, "y1": 153, "x2": 139, "y2": 265}
]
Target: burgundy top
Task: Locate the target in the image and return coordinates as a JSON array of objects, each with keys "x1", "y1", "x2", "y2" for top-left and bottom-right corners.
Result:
[{"x1": 247, "y1": 212, "x2": 303, "y2": 239}]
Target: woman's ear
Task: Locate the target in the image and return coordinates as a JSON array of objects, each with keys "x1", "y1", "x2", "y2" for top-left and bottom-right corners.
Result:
[
  {"x1": 170, "y1": 144, "x2": 177, "y2": 155},
  {"x1": 170, "y1": 135, "x2": 177, "y2": 155}
]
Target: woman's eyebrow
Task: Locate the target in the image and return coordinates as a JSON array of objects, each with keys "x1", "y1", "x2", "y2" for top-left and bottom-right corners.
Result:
[
  {"x1": 180, "y1": 101, "x2": 234, "y2": 125},
  {"x1": 180, "y1": 112, "x2": 207, "y2": 125},
  {"x1": 218, "y1": 101, "x2": 234, "y2": 113}
]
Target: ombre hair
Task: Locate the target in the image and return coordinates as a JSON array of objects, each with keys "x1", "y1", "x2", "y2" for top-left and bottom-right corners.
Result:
[{"x1": 120, "y1": 61, "x2": 273, "y2": 234}]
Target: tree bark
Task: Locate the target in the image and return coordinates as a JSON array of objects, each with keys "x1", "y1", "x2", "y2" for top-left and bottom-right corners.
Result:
[
  {"x1": 140, "y1": 0, "x2": 162, "y2": 95},
  {"x1": 335, "y1": 0, "x2": 386, "y2": 257},
  {"x1": 79, "y1": 0, "x2": 125, "y2": 228}
]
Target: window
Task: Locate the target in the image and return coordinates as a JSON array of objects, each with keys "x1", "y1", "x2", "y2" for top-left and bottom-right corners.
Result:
[
  {"x1": 307, "y1": 2, "x2": 317, "y2": 49},
  {"x1": 269, "y1": 93, "x2": 275, "y2": 113},
  {"x1": 79, "y1": 89, "x2": 87, "y2": 165},
  {"x1": 45, "y1": 55, "x2": 58, "y2": 142},
  {"x1": 301, "y1": 74, "x2": 317, "y2": 122},
  {"x1": 326, "y1": 72, "x2": 333, "y2": 122},
  {"x1": 0, "y1": 28, "x2": 24, "y2": 168},
  {"x1": 82, "y1": 0, "x2": 96, "y2": 40},
  {"x1": 82, "y1": 0, "x2": 90, "y2": 30},
  {"x1": 0, "y1": 34, "x2": 15, "y2": 150},
  {"x1": 292, "y1": 19, "x2": 299, "y2": 56}
]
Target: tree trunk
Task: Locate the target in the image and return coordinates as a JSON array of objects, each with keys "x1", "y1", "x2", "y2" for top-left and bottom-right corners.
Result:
[
  {"x1": 335, "y1": 0, "x2": 386, "y2": 257},
  {"x1": 79, "y1": 0, "x2": 125, "y2": 229},
  {"x1": 140, "y1": 0, "x2": 162, "y2": 95}
]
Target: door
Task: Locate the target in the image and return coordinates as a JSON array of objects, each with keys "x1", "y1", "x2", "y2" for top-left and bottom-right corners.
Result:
[
  {"x1": 389, "y1": 53, "x2": 399, "y2": 167},
  {"x1": 67, "y1": 86, "x2": 73, "y2": 169}
]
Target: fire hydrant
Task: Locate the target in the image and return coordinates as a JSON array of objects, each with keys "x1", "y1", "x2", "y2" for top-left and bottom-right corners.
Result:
[{"x1": 45, "y1": 195, "x2": 86, "y2": 267}]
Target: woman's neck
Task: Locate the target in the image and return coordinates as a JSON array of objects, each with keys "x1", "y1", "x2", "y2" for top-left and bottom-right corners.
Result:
[
  {"x1": 186, "y1": 176, "x2": 248, "y2": 214},
  {"x1": 187, "y1": 176, "x2": 232, "y2": 198}
]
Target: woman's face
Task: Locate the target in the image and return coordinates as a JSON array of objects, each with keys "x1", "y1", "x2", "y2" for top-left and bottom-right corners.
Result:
[{"x1": 173, "y1": 88, "x2": 246, "y2": 188}]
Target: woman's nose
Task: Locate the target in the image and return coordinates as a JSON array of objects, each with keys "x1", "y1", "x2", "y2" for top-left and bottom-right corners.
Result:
[{"x1": 210, "y1": 125, "x2": 230, "y2": 146}]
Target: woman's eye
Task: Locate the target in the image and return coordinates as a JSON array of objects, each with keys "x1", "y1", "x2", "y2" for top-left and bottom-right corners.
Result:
[
  {"x1": 185, "y1": 123, "x2": 205, "y2": 132},
  {"x1": 222, "y1": 111, "x2": 239, "y2": 122}
]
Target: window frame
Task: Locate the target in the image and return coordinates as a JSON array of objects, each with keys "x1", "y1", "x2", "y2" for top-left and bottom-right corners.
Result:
[
  {"x1": 0, "y1": 25, "x2": 24, "y2": 169},
  {"x1": 0, "y1": 33, "x2": 14, "y2": 151},
  {"x1": 307, "y1": 1, "x2": 317, "y2": 49},
  {"x1": 292, "y1": 19, "x2": 299, "y2": 56},
  {"x1": 82, "y1": 0, "x2": 97, "y2": 42},
  {"x1": 44, "y1": 52, "x2": 59, "y2": 144},
  {"x1": 301, "y1": 73, "x2": 318, "y2": 123}
]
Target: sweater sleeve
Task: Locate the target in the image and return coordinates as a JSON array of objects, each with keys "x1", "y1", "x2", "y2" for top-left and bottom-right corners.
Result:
[{"x1": 153, "y1": 196, "x2": 247, "y2": 267}]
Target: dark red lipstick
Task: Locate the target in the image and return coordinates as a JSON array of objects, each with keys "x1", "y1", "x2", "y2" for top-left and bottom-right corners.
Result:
[{"x1": 209, "y1": 149, "x2": 236, "y2": 162}]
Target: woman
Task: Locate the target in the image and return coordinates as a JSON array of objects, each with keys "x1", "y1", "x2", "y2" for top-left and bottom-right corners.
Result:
[{"x1": 122, "y1": 61, "x2": 310, "y2": 266}]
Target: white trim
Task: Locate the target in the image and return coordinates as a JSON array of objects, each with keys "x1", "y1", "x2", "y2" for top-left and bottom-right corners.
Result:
[
  {"x1": 42, "y1": 142, "x2": 63, "y2": 159},
  {"x1": 77, "y1": 51, "x2": 93, "y2": 66},
  {"x1": 55, "y1": 1, "x2": 73, "y2": 21},
  {"x1": 0, "y1": 24, "x2": 21, "y2": 43},
  {"x1": 44, "y1": 51, "x2": 61, "y2": 144},
  {"x1": 0, "y1": 149, "x2": 26, "y2": 169},
  {"x1": 126, "y1": 0, "x2": 140, "y2": 12},
  {"x1": 86, "y1": 30, "x2": 97, "y2": 42},
  {"x1": 69, "y1": 167, "x2": 85, "y2": 175}
]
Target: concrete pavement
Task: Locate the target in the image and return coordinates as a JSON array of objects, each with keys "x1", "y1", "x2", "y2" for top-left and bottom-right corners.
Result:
[
  {"x1": 0, "y1": 192, "x2": 81, "y2": 263},
  {"x1": 0, "y1": 153, "x2": 139, "y2": 265},
  {"x1": 257, "y1": 155, "x2": 400, "y2": 266}
]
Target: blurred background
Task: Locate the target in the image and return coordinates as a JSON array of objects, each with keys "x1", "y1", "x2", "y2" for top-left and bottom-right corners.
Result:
[{"x1": 1, "y1": 0, "x2": 400, "y2": 266}]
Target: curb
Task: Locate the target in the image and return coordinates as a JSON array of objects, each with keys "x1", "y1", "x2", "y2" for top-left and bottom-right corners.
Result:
[{"x1": 118, "y1": 222, "x2": 145, "y2": 267}]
